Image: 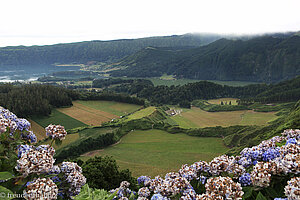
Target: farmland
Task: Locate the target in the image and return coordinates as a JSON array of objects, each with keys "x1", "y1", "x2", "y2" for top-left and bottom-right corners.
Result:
[
  {"x1": 28, "y1": 119, "x2": 46, "y2": 141},
  {"x1": 31, "y1": 109, "x2": 86, "y2": 129},
  {"x1": 75, "y1": 100, "x2": 142, "y2": 116},
  {"x1": 169, "y1": 107, "x2": 277, "y2": 128},
  {"x1": 125, "y1": 106, "x2": 156, "y2": 120},
  {"x1": 81, "y1": 129, "x2": 229, "y2": 177},
  {"x1": 57, "y1": 102, "x2": 118, "y2": 126}
]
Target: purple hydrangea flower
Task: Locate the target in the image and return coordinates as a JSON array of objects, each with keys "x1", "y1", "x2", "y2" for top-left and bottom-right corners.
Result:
[{"x1": 239, "y1": 173, "x2": 252, "y2": 186}]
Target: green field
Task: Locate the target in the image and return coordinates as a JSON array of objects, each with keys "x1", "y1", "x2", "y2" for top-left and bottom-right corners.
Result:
[
  {"x1": 31, "y1": 109, "x2": 87, "y2": 130},
  {"x1": 43, "y1": 133, "x2": 80, "y2": 150},
  {"x1": 169, "y1": 107, "x2": 278, "y2": 128},
  {"x1": 125, "y1": 106, "x2": 156, "y2": 120},
  {"x1": 148, "y1": 77, "x2": 258, "y2": 87},
  {"x1": 76, "y1": 100, "x2": 142, "y2": 116},
  {"x1": 81, "y1": 129, "x2": 228, "y2": 177}
]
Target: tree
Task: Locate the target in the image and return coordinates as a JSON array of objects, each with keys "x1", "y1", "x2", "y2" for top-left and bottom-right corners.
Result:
[{"x1": 81, "y1": 156, "x2": 137, "y2": 191}]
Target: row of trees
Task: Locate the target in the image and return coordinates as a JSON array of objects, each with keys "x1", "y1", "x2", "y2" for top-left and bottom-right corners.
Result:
[
  {"x1": 103, "y1": 76, "x2": 300, "y2": 107},
  {"x1": 0, "y1": 84, "x2": 74, "y2": 117}
]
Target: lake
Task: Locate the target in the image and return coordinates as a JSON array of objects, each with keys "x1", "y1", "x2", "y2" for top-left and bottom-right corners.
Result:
[{"x1": 0, "y1": 65, "x2": 81, "y2": 82}]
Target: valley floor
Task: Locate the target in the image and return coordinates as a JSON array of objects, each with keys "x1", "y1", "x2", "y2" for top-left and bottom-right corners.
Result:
[{"x1": 80, "y1": 129, "x2": 229, "y2": 177}]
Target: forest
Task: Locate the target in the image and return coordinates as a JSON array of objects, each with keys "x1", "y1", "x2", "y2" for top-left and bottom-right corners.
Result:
[{"x1": 111, "y1": 35, "x2": 300, "y2": 82}]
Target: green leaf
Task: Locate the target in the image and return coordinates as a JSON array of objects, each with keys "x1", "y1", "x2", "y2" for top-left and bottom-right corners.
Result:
[
  {"x1": 0, "y1": 186, "x2": 14, "y2": 200},
  {"x1": 129, "y1": 192, "x2": 136, "y2": 200},
  {"x1": 0, "y1": 172, "x2": 14, "y2": 181},
  {"x1": 256, "y1": 192, "x2": 267, "y2": 200},
  {"x1": 106, "y1": 191, "x2": 117, "y2": 200},
  {"x1": 242, "y1": 187, "x2": 254, "y2": 199}
]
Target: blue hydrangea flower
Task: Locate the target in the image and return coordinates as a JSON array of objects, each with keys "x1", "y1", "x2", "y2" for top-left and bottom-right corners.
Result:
[
  {"x1": 17, "y1": 145, "x2": 33, "y2": 158},
  {"x1": 151, "y1": 193, "x2": 165, "y2": 200},
  {"x1": 21, "y1": 131, "x2": 37, "y2": 143},
  {"x1": 262, "y1": 148, "x2": 280, "y2": 162},
  {"x1": 137, "y1": 176, "x2": 151, "y2": 185},
  {"x1": 274, "y1": 198, "x2": 288, "y2": 200},
  {"x1": 285, "y1": 138, "x2": 297, "y2": 145},
  {"x1": 239, "y1": 173, "x2": 252, "y2": 186},
  {"x1": 16, "y1": 118, "x2": 31, "y2": 131}
]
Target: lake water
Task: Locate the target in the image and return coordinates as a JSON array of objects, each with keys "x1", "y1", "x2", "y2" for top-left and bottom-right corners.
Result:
[{"x1": 0, "y1": 65, "x2": 81, "y2": 82}]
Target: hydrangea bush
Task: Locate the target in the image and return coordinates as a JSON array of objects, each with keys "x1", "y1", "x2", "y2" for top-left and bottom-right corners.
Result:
[
  {"x1": 105, "y1": 129, "x2": 300, "y2": 200},
  {"x1": 0, "y1": 106, "x2": 86, "y2": 200}
]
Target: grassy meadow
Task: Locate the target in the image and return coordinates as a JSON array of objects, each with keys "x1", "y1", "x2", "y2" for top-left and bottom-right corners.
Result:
[
  {"x1": 57, "y1": 102, "x2": 117, "y2": 126},
  {"x1": 169, "y1": 107, "x2": 278, "y2": 128},
  {"x1": 75, "y1": 100, "x2": 142, "y2": 116},
  {"x1": 125, "y1": 106, "x2": 156, "y2": 121},
  {"x1": 81, "y1": 129, "x2": 229, "y2": 177},
  {"x1": 207, "y1": 98, "x2": 239, "y2": 105},
  {"x1": 31, "y1": 109, "x2": 86, "y2": 129}
]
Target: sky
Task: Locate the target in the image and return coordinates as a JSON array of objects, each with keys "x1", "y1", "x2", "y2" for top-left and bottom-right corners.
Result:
[{"x1": 0, "y1": 0, "x2": 299, "y2": 47}]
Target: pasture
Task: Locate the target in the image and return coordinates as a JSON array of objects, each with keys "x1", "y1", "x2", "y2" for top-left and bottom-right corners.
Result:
[
  {"x1": 57, "y1": 102, "x2": 118, "y2": 126},
  {"x1": 207, "y1": 98, "x2": 239, "y2": 105},
  {"x1": 31, "y1": 109, "x2": 86, "y2": 129},
  {"x1": 125, "y1": 106, "x2": 156, "y2": 121},
  {"x1": 170, "y1": 107, "x2": 278, "y2": 128},
  {"x1": 75, "y1": 100, "x2": 142, "y2": 116},
  {"x1": 81, "y1": 129, "x2": 228, "y2": 177},
  {"x1": 28, "y1": 119, "x2": 46, "y2": 141}
]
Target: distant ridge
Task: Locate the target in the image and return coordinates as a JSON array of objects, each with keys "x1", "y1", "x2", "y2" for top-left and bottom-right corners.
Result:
[
  {"x1": 0, "y1": 33, "x2": 223, "y2": 66},
  {"x1": 111, "y1": 35, "x2": 300, "y2": 83}
]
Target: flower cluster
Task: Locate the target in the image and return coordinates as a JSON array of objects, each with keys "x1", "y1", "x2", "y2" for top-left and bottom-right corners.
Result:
[
  {"x1": 0, "y1": 114, "x2": 17, "y2": 133},
  {"x1": 15, "y1": 145, "x2": 55, "y2": 176},
  {"x1": 282, "y1": 129, "x2": 300, "y2": 140},
  {"x1": 284, "y1": 177, "x2": 300, "y2": 200},
  {"x1": 250, "y1": 162, "x2": 272, "y2": 187},
  {"x1": 23, "y1": 178, "x2": 58, "y2": 200},
  {"x1": 21, "y1": 131, "x2": 37, "y2": 143},
  {"x1": 16, "y1": 118, "x2": 31, "y2": 131},
  {"x1": 138, "y1": 187, "x2": 151, "y2": 197},
  {"x1": 45, "y1": 124, "x2": 67, "y2": 140},
  {"x1": 204, "y1": 176, "x2": 244, "y2": 199},
  {"x1": 239, "y1": 173, "x2": 252, "y2": 187},
  {"x1": 60, "y1": 162, "x2": 86, "y2": 196},
  {"x1": 0, "y1": 106, "x2": 37, "y2": 142},
  {"x1": 110, "y1": 181, "x2": 135, "y2": 199},
  {"x1": 137, "y1": 176, "x2": 152, "y2": 186}
]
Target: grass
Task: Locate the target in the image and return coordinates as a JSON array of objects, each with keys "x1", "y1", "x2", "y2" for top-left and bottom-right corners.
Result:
[
  {"x1": 81, "y1": 129, "x2": 228, "y2": 177},
  {"x1": 147, "y1": 78, "x2": 259, "y2": 87},
  {"x1": 171, "y1": 107, "x2": 278, "y2": 128},
  {"x1": 125, "y1": 107, "x2": 156, "y2": 120},
  {"x1": 28, "y1": 119, "x2": 46, "y2": 141},
  {"x1": 31, "y1": 109, "x2": 86, "y2": 130},
  {"x1": 43, "y1": 133, "x2": 80, "y2": 150},
  {"x1": 76, "y1": 100, "x2": 141, "y2": 116},
  {"x1": 57, "y1": 102, "x2": 117, "y2": 126},
  {"x1": 207, "y1": 98, "x2": 239, "y2": 105}
]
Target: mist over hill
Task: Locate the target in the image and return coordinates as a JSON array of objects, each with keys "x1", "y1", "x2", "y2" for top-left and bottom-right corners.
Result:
[
  {"x1": 111, "y1": 35, "x2": 300, "y2": 82},
  {"x1": 0, "y1": 33, "x2": 223, "y2": 66}
]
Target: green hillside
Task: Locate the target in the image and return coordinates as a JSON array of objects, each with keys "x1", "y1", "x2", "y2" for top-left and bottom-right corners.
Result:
[
  {"x1": 0, "y1": 34, "x2": 222, "y2": 66},
  {"x1": 111, "y1": 35, "x2": 300, "y2": 82}
]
